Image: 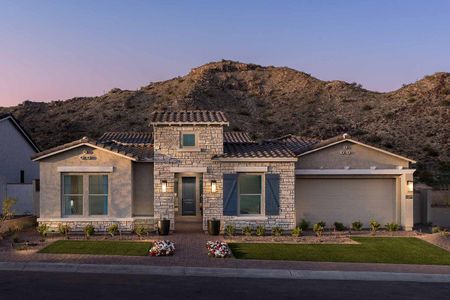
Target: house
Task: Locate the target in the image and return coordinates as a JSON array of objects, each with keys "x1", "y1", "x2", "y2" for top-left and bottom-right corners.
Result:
[
  {"x1": 32, "y1": 111, "x2": 416, "y2": 232},
  {"x1": 0, "y1": 114, "x2": 40, "y2": 215}
]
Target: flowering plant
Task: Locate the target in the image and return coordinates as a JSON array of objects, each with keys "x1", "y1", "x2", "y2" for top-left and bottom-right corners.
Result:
[
  {"x1": 149, "y1": 240, "x2": 175, "y2": 256},
  {"x1": 206, "y1": 241, "x2": 231, "y2": 258}
]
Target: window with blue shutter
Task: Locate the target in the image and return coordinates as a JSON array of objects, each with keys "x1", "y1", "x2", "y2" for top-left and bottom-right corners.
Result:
[
  {"x1": 223, "y1": 174, "x2": 238, "y2": 216},
  {"x1": 265, "y1": 174, "x2": 280, "y2": 215}
]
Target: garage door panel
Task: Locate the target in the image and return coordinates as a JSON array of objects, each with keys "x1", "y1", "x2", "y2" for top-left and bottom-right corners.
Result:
[{"x1": 295, "y1": 178, "x2": 396, "y2": 227}]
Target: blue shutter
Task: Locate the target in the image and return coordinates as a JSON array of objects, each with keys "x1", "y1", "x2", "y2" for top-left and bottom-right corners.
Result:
[
  {"x1": 265, "y1": 174, "x2": 280, "y2": 215},
  {"x1": 223, "y1": 174, "x2": 238, "y2": 216}
]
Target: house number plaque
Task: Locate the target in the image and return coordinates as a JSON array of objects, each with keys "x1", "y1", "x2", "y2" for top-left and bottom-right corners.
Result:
[
  {"x1": 80, "y1": 149, "x2": 96, "y2": 160},
  {"x1": 340, "y1": 145, "x2": 352, "y2": 155}
]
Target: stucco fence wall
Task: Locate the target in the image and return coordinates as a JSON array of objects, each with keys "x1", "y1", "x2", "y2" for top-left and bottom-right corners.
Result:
[
  {"x1": 0, "y1": 178, "x2": 39, "y2": 216},
  {"x1": 414, "y1": 188, "x2": 450, "y2": 228}
]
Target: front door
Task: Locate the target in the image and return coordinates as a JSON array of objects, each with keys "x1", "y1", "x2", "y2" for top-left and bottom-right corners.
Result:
[{"x1": 182, "y1": 177, "x2": 196, "y2": 216}]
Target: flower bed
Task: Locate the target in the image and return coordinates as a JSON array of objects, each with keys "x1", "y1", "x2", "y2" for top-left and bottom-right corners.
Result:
[
  {"x1": 149, "y1": 240, "x2": 175, "y2": 256},
  {"x1": 206, "y1": 241, "x2": 231, "y2": 258}
]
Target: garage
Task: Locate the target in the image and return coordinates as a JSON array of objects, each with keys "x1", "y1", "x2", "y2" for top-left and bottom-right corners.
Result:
[{"x1": 295, "y1": 177, "x2": 397, "y2": 227}]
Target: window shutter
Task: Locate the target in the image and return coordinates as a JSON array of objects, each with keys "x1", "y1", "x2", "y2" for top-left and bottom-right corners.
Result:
[
  {"x1": 265, "y1": 174, "x2": 280, "y2": 215},
  {"x1": 223, "y1": 174, "x2": 238, "y2": 216}
]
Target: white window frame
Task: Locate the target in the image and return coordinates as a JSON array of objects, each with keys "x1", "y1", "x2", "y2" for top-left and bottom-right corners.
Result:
[{"x1": 237, "y1": 173, "x2": 265, "y2": 216}]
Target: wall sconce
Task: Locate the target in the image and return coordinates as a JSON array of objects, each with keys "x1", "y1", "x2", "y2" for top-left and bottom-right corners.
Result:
[
  {"x1": 407, "y1": 181, "x2": 413, "y2": 193},
  {"x1": 162, "y1": 180, "x2": 167, "y2": 193},
  {"x1": 211, "y1": 180, "x2": 217, "y2": 193}
]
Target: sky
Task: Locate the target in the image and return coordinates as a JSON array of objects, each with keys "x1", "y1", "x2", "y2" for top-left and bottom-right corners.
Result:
[{"x1": 1, "y1": 0, "x2": 449, "y2": 107}]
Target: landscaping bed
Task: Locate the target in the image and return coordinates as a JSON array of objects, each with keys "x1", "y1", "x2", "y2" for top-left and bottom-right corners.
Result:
[
  {"x1": 39, "y1": 240, "x2": 152, "y2": 256},
  {"x1": 229, "y1": 237, "x2": 450, "y2": 265}
]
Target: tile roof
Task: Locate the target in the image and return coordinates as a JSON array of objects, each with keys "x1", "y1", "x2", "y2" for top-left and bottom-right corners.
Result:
[
  {"x1": 98, "y1": 132, "x2": 153, "y2": 145},
  {"x1": 150, "y1": 111, "x2": 229, "y2": 125},
  {"x1": 223, "y1": 132, "x2": 255, "y2": 144},
  {"x1": 219, "y1": 142, "x2": 296, "y2": 159},
  {"x1": 268, "y1": 134, "x2": 319, "y2": 155}
]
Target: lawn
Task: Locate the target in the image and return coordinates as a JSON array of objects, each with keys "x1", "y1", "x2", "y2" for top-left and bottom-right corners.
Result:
[
  {"x1": 228, "y1": 237, "x2": 450, "y2": 265},
  {"x1": 39, "y1": 240, "x2": 152, "y2": 256}
]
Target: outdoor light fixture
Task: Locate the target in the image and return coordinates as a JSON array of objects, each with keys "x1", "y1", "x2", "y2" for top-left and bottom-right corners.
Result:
[
  {"x1": 162, "y1": 180, "x2": 167, "y2": 193},
  {"x1": 407, "y1": 181, "x2": 414, "y2": 193},
  {"x1": 211, "y1": 180, "x2": 217, "y2": 193}
]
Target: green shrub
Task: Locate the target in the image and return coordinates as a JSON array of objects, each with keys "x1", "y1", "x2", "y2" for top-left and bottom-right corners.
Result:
[
  {"x1": 107, "y1": 224, "x2": 119, "y2": 237},
  {"x1": 37, "y1": 224, "x2": 49, "y2": 239},
  {"x1": 225, "y1": 224, "x2": 235, "y2": 237},
  {"x1": 1, "y1": 197, "x2": 16, "y2": 221},
  {"x1": 369, "y1": 219, "x2": 380, "y2": 234},
  {"x1": 133, "y1": 225, "x2": 147, "y2": 239},
  {"x1": 84, "y1": 224, "x2": 95, "y2": 239},
  {"x1": 291, "y1": 226, "x2": 302, "y2": 237},
  {"x1": 242, "y1": 226, "x2": 252, "y2": 236},
  {"x1": 255, "y1": 225, "x2": 266, "y2": 236},
  {"x1": 385, "y1": 223, "x2": 400, "y2": 232},
  {"x1": 58, "y1": 224, "x2": 71, "y2": 238},
  {"x1": 299, "y1": 219, "x2": 310, "y2": 230},
  {"x1": 440, "y1": 229, "x2": 449, "y2": 237},
  {"x1": 432, "y1": 226, "x2": 440, "y2": 234},
  {"x1": 313, "y1": 223, "x2": 324, "y2": 237},
  {"x1": 272, "y1": 226, "x2": 283, "y2": 237},
  {"x1": 351, "y1": 221, "x2": 363, "y2": 231},
  {"x1": 317, "y1": 221, "x2": 326, "y2": 228},
  {"x1": 334, "y1": 222, "x2": 345, "y2": 231}
]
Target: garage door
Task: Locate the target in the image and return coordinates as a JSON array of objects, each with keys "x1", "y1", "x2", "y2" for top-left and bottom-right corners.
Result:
[{"x1": 295, "y1": 178, "x2": 397, "y2": 227}]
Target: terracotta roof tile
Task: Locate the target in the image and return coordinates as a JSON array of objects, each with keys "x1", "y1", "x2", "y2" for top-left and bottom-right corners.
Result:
[
  {"x1": 219, "y1": 142, "x2": 296, "y2": 159},
  {"x1": 268, "y1": 134, "x2": 320, "y2": 155},
  {"x1": 223, "y1": 132, "x2": 255, "y2": 144},
  {"x1": 150, "y1": 111, "x2": 229, "y2": 125}
]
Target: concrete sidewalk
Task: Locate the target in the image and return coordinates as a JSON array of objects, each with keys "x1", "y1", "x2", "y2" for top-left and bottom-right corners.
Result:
[{"x1": 0, "y1": 261, "x2": 449, "y2": 283}]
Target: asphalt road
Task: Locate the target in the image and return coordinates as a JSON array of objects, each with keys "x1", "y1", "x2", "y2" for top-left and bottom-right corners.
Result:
[{"x1": 0, "y1": 270, "x2": 448, "y2": 300}]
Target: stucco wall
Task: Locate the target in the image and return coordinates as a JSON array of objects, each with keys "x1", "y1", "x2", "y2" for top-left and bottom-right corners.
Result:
[
  {"x1": 132, "y1": 162, "x2": 154, "y2": 216},
  {"x1": 38, "y1": 145, "x2": 133, "y2": 219},
  {"x1": 297, "y1": 141, "x2": 410, "y2": 169},
  {"x1": 0, "y1": 119, "x2": 39, "y2": 184}
]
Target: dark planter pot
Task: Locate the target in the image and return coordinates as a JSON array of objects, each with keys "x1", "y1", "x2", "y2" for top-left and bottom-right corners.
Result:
[
  {"x1": 208, "y1": 219, "x2": 221, "y2": 236},
  {"x1": 158, "y1": 219, "x2": 170, "y2": 235}
]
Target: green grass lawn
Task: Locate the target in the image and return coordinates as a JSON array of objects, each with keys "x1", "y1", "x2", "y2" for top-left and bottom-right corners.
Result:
[
  {"x1": 39, "y1": 240, "x2": 151, "y2": 256},
  {"x1": 228, "y1": 237, "x2": 450, "y2": 265}
]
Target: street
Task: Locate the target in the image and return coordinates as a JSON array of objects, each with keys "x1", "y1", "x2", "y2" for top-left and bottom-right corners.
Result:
[{"x1": 0, "y1": 271, "x2": 448, "y2": 300}]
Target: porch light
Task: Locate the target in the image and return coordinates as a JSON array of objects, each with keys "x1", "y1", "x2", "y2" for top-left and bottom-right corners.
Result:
[
  {"x1": 407, "y1": 181, "x2": 414, "y2": 193},
  {"x1": 211, "y1": 180, "x2": 217, "y2": 193},
  {"x1": 161, "y1": 180, "x2": 167, "y2": 193}
]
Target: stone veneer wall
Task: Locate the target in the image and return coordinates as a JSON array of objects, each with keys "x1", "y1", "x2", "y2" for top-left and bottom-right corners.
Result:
[
  {"x1": 40, "y1": 218, "x2": 155, "y2": 233},
  {"x1": 153, "y1": 125, "x2": 224, "y2": 230}
]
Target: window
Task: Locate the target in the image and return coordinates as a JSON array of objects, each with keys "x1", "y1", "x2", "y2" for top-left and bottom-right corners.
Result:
[
  {"x1": 181, "y1": 133, "x2": 196, "y2": 148},
  {"x1": 238, "y1": 174, "x2": 262, "y2": 215},
  {"x1": 89, "y1": 175, "x2": 108, "y2": 215},
  {"x1": 20, "y1": 170, "x2": 25, "y2": 183},
  {"x1": 63, "y1": 175, "x2": 83, "y2": 215}
]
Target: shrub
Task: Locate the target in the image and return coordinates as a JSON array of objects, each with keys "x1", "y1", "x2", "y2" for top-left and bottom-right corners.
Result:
[
  {"x1": 369, "y1": 219, "x2": 380, "y2": 234},
  {"x1": 225, "y1": 225, "x2": 235, "y2": 237},
  {"x1": 317, "y1": 221, "x2": 326, "y2": 228},
  {"x1": 385, "y1": 223, "x2": 400, "y2": 232},
  {"x1": 313, "y1": 223, "x2": 324, "y2": 237},
  {"x1": 134, "y1": 225, "x2": 147, "y2": 239},
  {"x1": 291, "y1": 226, "x2": 302, "y2": 237},
  {"x1": 432, "y1": 226, "x2": 440, "y2": 234},
  {"x1": 37, "y1": 224, "x2": 49, "y2": 239},
  {"x1": 272, "y1": 226, "x2": 283, "y2": 237},
  {"x1": 334, "y1": 222, "x2": 345, "y2": 231},
  {"x1": 299, "y1": 219, "x2": 310, "y2": 231},
  {"x1": 107, "y1": 224, "x2": 119, "y2": 237},
  {"x1": 351, "y1": 221, "x2": 363, "y2": 231},
  {"x1": 58, "y1": 224, "x2": 71, "y2": 238},
  {"x1": 440, "y1": 229, "x2": 449, "y2": 237},
  {"x1": 242, "y1": 226, "x2": 252, "y2": 236},
  {"x1": 255, "y1": 225, "x2": 266, "y2": 236},
  {"x1": 1, "y1": 197, "x2": 16, "y2": 221},
  {"x1": 84, "y1": 224, "x2": 95, "y2": 239}
]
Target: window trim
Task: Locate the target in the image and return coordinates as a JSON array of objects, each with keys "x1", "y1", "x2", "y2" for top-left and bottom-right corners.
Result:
[
  {"x1": 237, "y1": 173, "x2": 265, "y2": 216},
  {"x1": 180, "y1": 132, "x2": 198, "y2": 149}
]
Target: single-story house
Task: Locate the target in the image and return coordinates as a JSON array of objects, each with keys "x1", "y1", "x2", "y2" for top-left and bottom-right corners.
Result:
[
  {"x1": 0, "y1": 114, "x2": 40, "y2": 215},
  {"x1": 32, "y1": 111, "x2": 416, "y2": 232}
]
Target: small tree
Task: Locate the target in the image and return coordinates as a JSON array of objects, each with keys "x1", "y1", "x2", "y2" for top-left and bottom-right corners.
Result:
[
  {"x1": 37, "y1": 224, "x2": 49, "y2": 241},
  {"x1": 313, "y1": 223, "x2": 324, "y2": 237},
  {"x1": 369, "y1": 219, "x2": 380, "y2": 235},
  {"x1": 1, "y1": 197, "x2": 16, "y2": 220}
]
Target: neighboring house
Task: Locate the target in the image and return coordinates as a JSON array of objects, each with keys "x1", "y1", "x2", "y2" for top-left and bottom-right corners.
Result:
[
  {"x1": 0, "y1": 114, "x2": 40, "y2": 215},
  {"x1": 32, "y1": 111, "x2": 416, "y2": 231}
]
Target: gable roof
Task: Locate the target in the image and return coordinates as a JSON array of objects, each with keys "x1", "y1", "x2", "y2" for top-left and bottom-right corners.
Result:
[
  {"x1": 298, "y1": 133, "x2": 416, "y2": 163},
  {"x1": 217, "y1": 142, "x2": 296, "y2": 161},
  {"x1": 267, "y1": 134, "x2": 319, "y2": 155},
  {"x1": 223, "y1": 132, "x2": 255, "y2": 144},
  {"x1": 150, "y1": 111, "x2": 229, "y2": 125},
  {"x1": 32, "y1": 135, "x2": 154, "y2": 162},
  {"x1": 0, "y1": 114, "x2": 40, "y2": 152}
]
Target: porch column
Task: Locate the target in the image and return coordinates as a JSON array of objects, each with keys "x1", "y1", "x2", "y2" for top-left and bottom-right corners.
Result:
[{"x1": 400, "y1": 174, "x2": 414, "y2": 231}]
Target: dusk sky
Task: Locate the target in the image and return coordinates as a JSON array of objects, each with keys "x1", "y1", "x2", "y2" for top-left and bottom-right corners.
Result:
[{"x1": 1, "y1": 0, "x2": 449, "y2": 107}]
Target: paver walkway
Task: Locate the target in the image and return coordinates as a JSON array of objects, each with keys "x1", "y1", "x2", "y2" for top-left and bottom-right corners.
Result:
[{"x1": 1, "y1": 221, "x2": 449, "y2": 274}]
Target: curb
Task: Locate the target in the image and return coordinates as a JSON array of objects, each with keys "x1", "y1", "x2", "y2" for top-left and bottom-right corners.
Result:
[{"x1": 0, "y1": 262, "x2": 449, "y2": 283}]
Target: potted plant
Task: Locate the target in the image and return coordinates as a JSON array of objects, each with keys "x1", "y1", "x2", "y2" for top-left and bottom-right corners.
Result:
[
  {"x1": 158, "y1": 218, "x2": 170, "y2": 235},
  {"x1": 207, "y1": 218, "x2": 221, "y2": 235}
]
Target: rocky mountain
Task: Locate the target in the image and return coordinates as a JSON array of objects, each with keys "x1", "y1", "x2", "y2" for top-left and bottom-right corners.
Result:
[{"x1": 1, "y1": 60, "x2": 449, "y2": 185}]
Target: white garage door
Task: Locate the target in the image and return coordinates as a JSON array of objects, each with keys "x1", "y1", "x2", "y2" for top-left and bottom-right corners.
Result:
[{"x1": 295, "y1": 178, "x2": 397, "y2": 227}]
